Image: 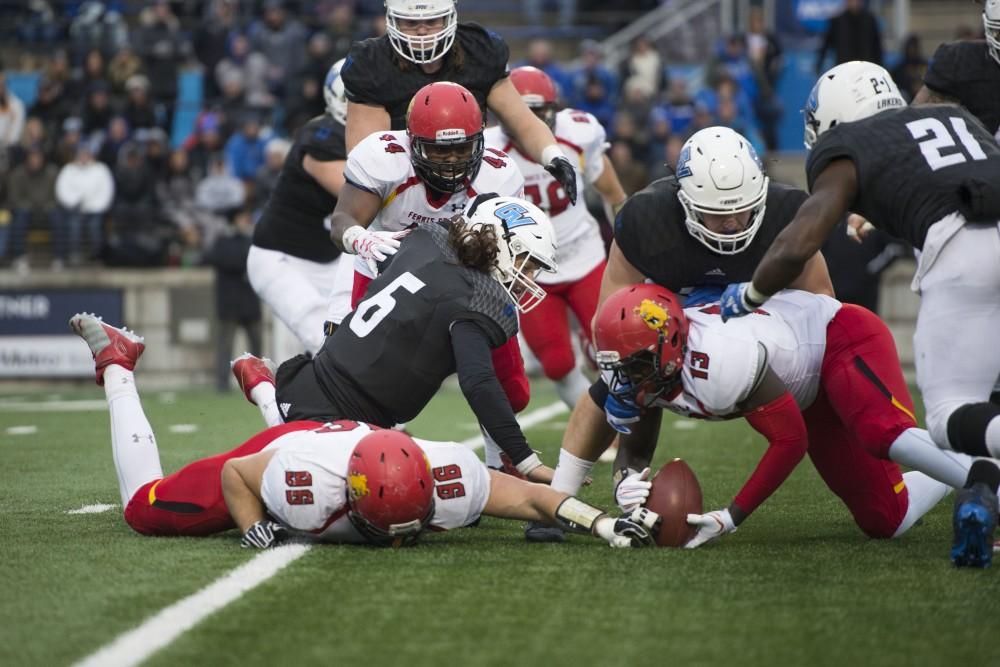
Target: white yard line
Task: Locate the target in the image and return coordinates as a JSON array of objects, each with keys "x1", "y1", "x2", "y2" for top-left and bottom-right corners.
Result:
[
  {"x1": 72, "y1": 544, "x2": 311, "y2": 667},
  {"x1": 70, "y1": 401, "x2": 567, "y2": 666},
  {"x1": 67, "y1": 503, "x2": 117, "y2": 515},
  {"x1": 0, "y1": 400, "x2": 107, "y2": 412}
]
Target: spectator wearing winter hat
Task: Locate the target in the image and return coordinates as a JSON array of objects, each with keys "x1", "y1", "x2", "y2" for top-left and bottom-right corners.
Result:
[
  {"x1": 55, "y1": 116, "x2": 85, "y2": 166},
  {"x1": 123, "y1": 75, "x2": 159, "y2": 131},
  {"x1": 252, "y1": 137, "x2": 289, "y2": 211},
  {"x1": 224, "y1": 113, "x2": 268, "y2": 183},
  {"x1": 29, "y1": 78, "x2": 70, "y2": 140},
  {"x1": 55, "y1": 138, "x2": 114, "y2": 265},
  {"x1": 98, "y1": 115, "x2": 130, "y2": 167},
  {"x1": 184, "y1": 111, "x2": 225, "y2": 181},
  {"x1": 81, "y1": 81, "x2": 114, "y2": 135}
]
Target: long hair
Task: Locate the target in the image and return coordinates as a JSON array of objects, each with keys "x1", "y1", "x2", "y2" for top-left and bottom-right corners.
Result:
[{"x1": 447, "y1": 219, "x2": 498, "y2": 272}]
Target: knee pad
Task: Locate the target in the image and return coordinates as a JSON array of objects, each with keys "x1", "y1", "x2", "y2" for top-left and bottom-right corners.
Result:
[{"x1": 946, "y1": 402, "x2": 1000, "y2": 456}]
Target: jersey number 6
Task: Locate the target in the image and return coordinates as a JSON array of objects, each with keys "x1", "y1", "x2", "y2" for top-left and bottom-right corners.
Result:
[{"x1": 350, "y1": 271, "x2": 427, "y2": 338}]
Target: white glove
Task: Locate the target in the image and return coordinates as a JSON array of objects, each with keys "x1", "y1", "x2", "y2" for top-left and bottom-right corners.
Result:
[
  {"x1": 615, "y1": 467, "x2": 651, "y2": 513},
  {"x1": 342, "y1": 225, "x2": 404, "y2": 275},
  {"x1": 684, "y1": 508, "x2": 736, "y2": 549},
  {"x1": 599, "y1": 506, "x2": 661, "y2": 548}
]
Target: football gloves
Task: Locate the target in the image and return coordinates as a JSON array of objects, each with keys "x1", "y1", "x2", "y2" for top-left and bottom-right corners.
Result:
[
  {"x1": 719, "y1": 282, "x2": 760, "y2": 322},
  {"x1": 342, "y1": 225, "x2": 407, "y2": 275},
  {"x1": 240, "y1": 520, "x2": 289, "y2": 549},
  {"x1": 615, "y1": 467, "x2": 652, "y2": 513},
  {"x1": 684, "y1": 508, "x2": 736, "y2": 549},
  {"x1": 606, "y1": 507, "x2": 661, "y2": 548},
  {"x1": 605, "y1": 389, "x2": 641, "y2": 434},
  {"x1": 544, "y1": 156, "x2": 578, "y2": 206}
]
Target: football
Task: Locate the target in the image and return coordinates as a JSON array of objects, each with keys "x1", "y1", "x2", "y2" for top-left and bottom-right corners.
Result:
[{"x1": 644, "y1": 458, "x2": 703, "y2": 547}]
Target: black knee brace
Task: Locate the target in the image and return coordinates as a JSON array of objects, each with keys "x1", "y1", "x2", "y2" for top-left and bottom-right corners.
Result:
[
  {"x1": 946, "y1": 402, "x2": 1000, "y2": 456},
  {"x1": 588, "y1": 376, "x2": 609, "y2": 409}
]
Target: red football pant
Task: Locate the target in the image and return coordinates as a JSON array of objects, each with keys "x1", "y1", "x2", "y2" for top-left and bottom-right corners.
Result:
[
  {"x1": 124, "y1": 422, "x2": 318, "y2": 536},
  {"x1": 519, "y1": 261, "x2": 604, "y2": 380},
  {"x1": 352, "y1": 270, "x2": 530, "y2": 412},
  {"x1": 802, "y1": 304, "x2": 918, "y2": 539}
]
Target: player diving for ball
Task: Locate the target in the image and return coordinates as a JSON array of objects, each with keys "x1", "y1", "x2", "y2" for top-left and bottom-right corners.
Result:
[
  {"x1": 239, "y1": 195, "x2": 561, "y2": 483},
  {"x1": 590, "y1": 284, "x2": 988, "y2": 549},
  {"x1": 67, "y1": 312, "x2": 658, "y2": 549},
  {"x1": 718, "y1": 61, "x2": 1000, "y2": 567}
]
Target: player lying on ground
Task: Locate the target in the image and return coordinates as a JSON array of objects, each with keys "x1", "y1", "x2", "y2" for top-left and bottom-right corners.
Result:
[
  {"x1": 260, "y1": 195, "x2": 559, "y2": 482},
  {"x1": 69, "y1": 312, "x2": 659, "y2": 549},
  {"x1": 485, "y1": 66, "x2": 627, "y2": 411},
  {"x1": 717, "y1": 61, "x2": 1000, "y2": 566},
  {"x1": 560, "y1": 284, "x2": 992, "y2": 548}
]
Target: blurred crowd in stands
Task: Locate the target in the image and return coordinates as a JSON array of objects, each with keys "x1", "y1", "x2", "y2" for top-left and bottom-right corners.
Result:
[{"x1": 0, "y1": 0, "x2": 984, "y2": 276}]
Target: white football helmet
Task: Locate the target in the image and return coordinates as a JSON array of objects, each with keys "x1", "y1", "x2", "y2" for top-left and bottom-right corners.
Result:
[
  {"x1": 985, "y1": 0, "x2": 1000, "y2": 65},
  {"x1": 804, "y1": 61, "x2": 905, "y2": 149},
  {"x1": 385, "y1": 0, "x2": 458, "y2": 65},
  {"x1": 675, "y1": 127, "x2": 769, "y2": 255},
  {"x1": 464, "y1": 195, "x2": 558, "y2": 313},
  {"x1": 323, "y1": 58, "x2": 347, "y2": 124}
]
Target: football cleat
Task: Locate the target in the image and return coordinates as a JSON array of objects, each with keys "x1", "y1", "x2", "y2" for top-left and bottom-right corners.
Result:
[
  {"x1": 231, "y1": 353, "x2": 277, "y2": 405},
  {"x1": 69, "y1": 312, "x2": 145, "y2": 386},
  {"x1": 950, "y1": 483, "x2": 999, "y2": 568},
  {"x1": 525, "y1": 521, "x2": 566, "y2": 543}
]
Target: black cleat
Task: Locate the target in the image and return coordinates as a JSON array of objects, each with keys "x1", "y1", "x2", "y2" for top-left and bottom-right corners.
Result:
[{"x1": 951, "y1": 483, "x2": 999, "y2": 568}]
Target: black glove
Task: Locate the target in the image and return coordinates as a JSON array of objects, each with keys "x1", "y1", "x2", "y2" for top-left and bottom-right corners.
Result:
[
  {"x1": 613, "y1": 507, "x2": 661, "y2": 548},
  {"x1": 544, "y1": 155, "x2": 578, "y2": 205},
  {"x1": 240, "y1": 520, "x2": 289, "y2": 549}
]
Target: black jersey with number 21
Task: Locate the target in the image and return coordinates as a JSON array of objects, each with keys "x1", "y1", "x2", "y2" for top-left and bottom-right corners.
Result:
[
  {"x1": 313, "y1": 222, "x2": 518, "y2": 424},
  {"x1": 807, "y1": 104, "x2": 1000, "y2": 249}
]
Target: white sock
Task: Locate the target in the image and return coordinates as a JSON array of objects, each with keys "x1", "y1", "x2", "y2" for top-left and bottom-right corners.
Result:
[
  {"x1": 551, "y1": 448, "x2": 596, "y2": 495},
  {"x1": 888, "y1": 428, "x2": 973, "y2": 489},
  {"x1": 892, "y1": 471, "x2": 951, "y2": 537},
  {"x1": 251, "y1": 382, "x2": 283, "y2": 427},
  {"x1": 104, "y1": 365, "x2": 163, "y2": 505},
  {"x1": 985, "y1": 416, "x2": 1000, "y2": 458},
  {"x1": 554, "y1": 368, "x2": 591, "y2": 410},
  {"x1": 482, "y1": 425, "x2": 502, "y2": 468}
]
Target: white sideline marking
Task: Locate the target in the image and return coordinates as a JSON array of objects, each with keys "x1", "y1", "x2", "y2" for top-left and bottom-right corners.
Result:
[
  {"x1": 72, "y1": 544, "x2": 311, "y2": 667},
  {"x1": 72, "y1": 403, "x2": 567, "y2": 666},
  {"x1": 68, "y1": 503, "x2": 117, "y2": 515},
  {"x1": 457, "y1": 401, "x2": 567, "y2": 450},
  {"x1": 168, "y1": 424, "x2": 199, "y2": 434},
  {"x1": 673, "y1": 420, "x2": 699, "y2": 430},
  {"x1": 5, "y1": 425, "x2": 38, "y2": 435},
  {"x1": 0, "y1": 400, "x2": 106, "y2": 413}
]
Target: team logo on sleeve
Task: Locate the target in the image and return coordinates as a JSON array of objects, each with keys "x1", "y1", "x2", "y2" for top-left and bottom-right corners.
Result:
[
  {"x1": 635, "y1": 299, "x2": 670, "y2": 331},
  {"x1": 348, "y1": 472, "x2": 370, "y2": 500},
  {"x1": 494, "y1": 202, "x2": 536, "y2": 229}
]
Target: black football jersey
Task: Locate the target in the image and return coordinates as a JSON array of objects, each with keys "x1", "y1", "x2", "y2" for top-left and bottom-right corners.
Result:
[
  {"x1": 614, "y1": 176, "x2": 807, "y2": 292},
  {"x1": 923, "y1": 40, "x2": 1000, "y2": 137},
  {"x1": 313, "y1": 222, "x2": 518, "y2": 424},
  {"x1": 807, "y1": 104, "x2": 1000, "y2": 249},
  {"x1": 253, "y1": 115, "x2": 346, "y2": 262},
  {"x1": 341, "y1": 23, "x2": 509, "y2": 131}
]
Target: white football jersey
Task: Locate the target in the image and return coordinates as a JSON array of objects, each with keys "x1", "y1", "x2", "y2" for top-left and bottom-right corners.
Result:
[
  {"x1": 484, "y1": 109, "x2": 608, "y2": 283},
  {"x1": 345, "y1": 130, "x2": 524, "y2": 278},
  {"x1": 652, "y1": 291, "x2": 842, "y2": 419},
  {"x1": 259, "y1": 422, "x2": 491, "y2": 543}
]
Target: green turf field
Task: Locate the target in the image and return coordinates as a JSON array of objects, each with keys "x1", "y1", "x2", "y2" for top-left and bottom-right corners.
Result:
[{"x1": 1, "y1": 383, "x2": 995, "y2": 667}]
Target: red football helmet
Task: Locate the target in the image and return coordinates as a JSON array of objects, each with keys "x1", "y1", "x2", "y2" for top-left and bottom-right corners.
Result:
[
  {"x1": 509, "y1": 66, "x2": 559, "y2": 128},
  {"x1": 346, "y1": 430, "x2": 435, "y2": 547},
  {"x1": 594, "y1": 284, "x2": 689, "y2": 405},
  {"x1": 407, "y1": 81, "x2": 485, "y2": 194}
]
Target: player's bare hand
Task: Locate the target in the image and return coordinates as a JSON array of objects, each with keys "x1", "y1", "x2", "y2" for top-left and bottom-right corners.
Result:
[{"x1": 845, "y1": 214, "x2": 875, "y2": 244}]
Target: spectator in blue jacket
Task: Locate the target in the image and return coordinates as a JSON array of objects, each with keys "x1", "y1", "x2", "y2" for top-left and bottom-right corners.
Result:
[{"x1": 224, "y1": 113, "x2": 268, "y2": 182}]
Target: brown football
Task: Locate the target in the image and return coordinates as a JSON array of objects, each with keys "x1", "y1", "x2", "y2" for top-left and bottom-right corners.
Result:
[{"x1": 644, "y1": 458, "x2": 703, "y2": 547}]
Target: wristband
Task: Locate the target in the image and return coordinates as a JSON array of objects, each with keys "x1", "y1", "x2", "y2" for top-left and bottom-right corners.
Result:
[
  {"x1": 341, "y1": 225, "x2": 365, "y2": 254},
  {"x1": 515, "y1": 451, "x2": 543, "y2": 476},
  {"x1": 541, "y1": 144, "x2": 563, "y2": 166},
  {"x1": 745, "y1": 283, "x2": 770, "y2": 308}
]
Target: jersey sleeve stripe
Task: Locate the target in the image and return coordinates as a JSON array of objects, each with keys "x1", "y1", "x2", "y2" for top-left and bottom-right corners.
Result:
[
  {"x1": 556, "y1": 137, "x2": 584, "y2": 156},
  {"x1": 345, "y1": 176, "x2": 379, "y2": 195},
  {"x1": 382, "y1": 175, "x2": 423, "y2": 209}
]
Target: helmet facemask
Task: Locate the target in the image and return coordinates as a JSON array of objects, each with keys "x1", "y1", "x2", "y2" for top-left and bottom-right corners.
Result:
[
  {"x1": 500, "y1": 249, "x2": 550, "y2": 313},
  {"x1": 411, "y1": 132, "x2": 484, "y2": 194},
  {"x1": 985, "y1": 1, "x2": 1000, "y2": 65},
  {"x1": 386, "y1": 2, "x2": 458, "y2": 65},
  {"x1": 597, "y1": 339, "x2": 682, "y2": 408},
  {"x1": 677, "y1": 179, "x2": 769, "y2": 255},
  {"x1": 348, "y1": 501, "x2": 435, "y2": 548}
]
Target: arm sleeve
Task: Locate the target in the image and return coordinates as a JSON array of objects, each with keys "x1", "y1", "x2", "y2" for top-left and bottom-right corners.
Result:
[
  {"x1": 732, "y1": 391, "x2": 808, "y2": 515},
  {"x1": 451, "y1": 319, "x2": 533, "y2": 465}
]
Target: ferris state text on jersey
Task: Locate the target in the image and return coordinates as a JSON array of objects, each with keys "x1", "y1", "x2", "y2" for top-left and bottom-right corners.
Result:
[
  {"x1": 923, "y1": 40, "x2": 1000, "y2": 138},
  {"x1": 806, "y1": 104, "x2": 1000, "y2": 250},
  {"x1": 313, "y1": 222, "x2": 518, "y2": 426},
  {"x1": 342, "y1": 23, "x2": 509, "y2": 131},
  {"x1": 254, "y1": 116, "x2": 347, "y2": 263},
  {"x1": 485, "y1": 108, "x2": 608, "y2": 284},
  {"x1": 614, "y1": 175, "x2": 807, "y2": 292}
]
